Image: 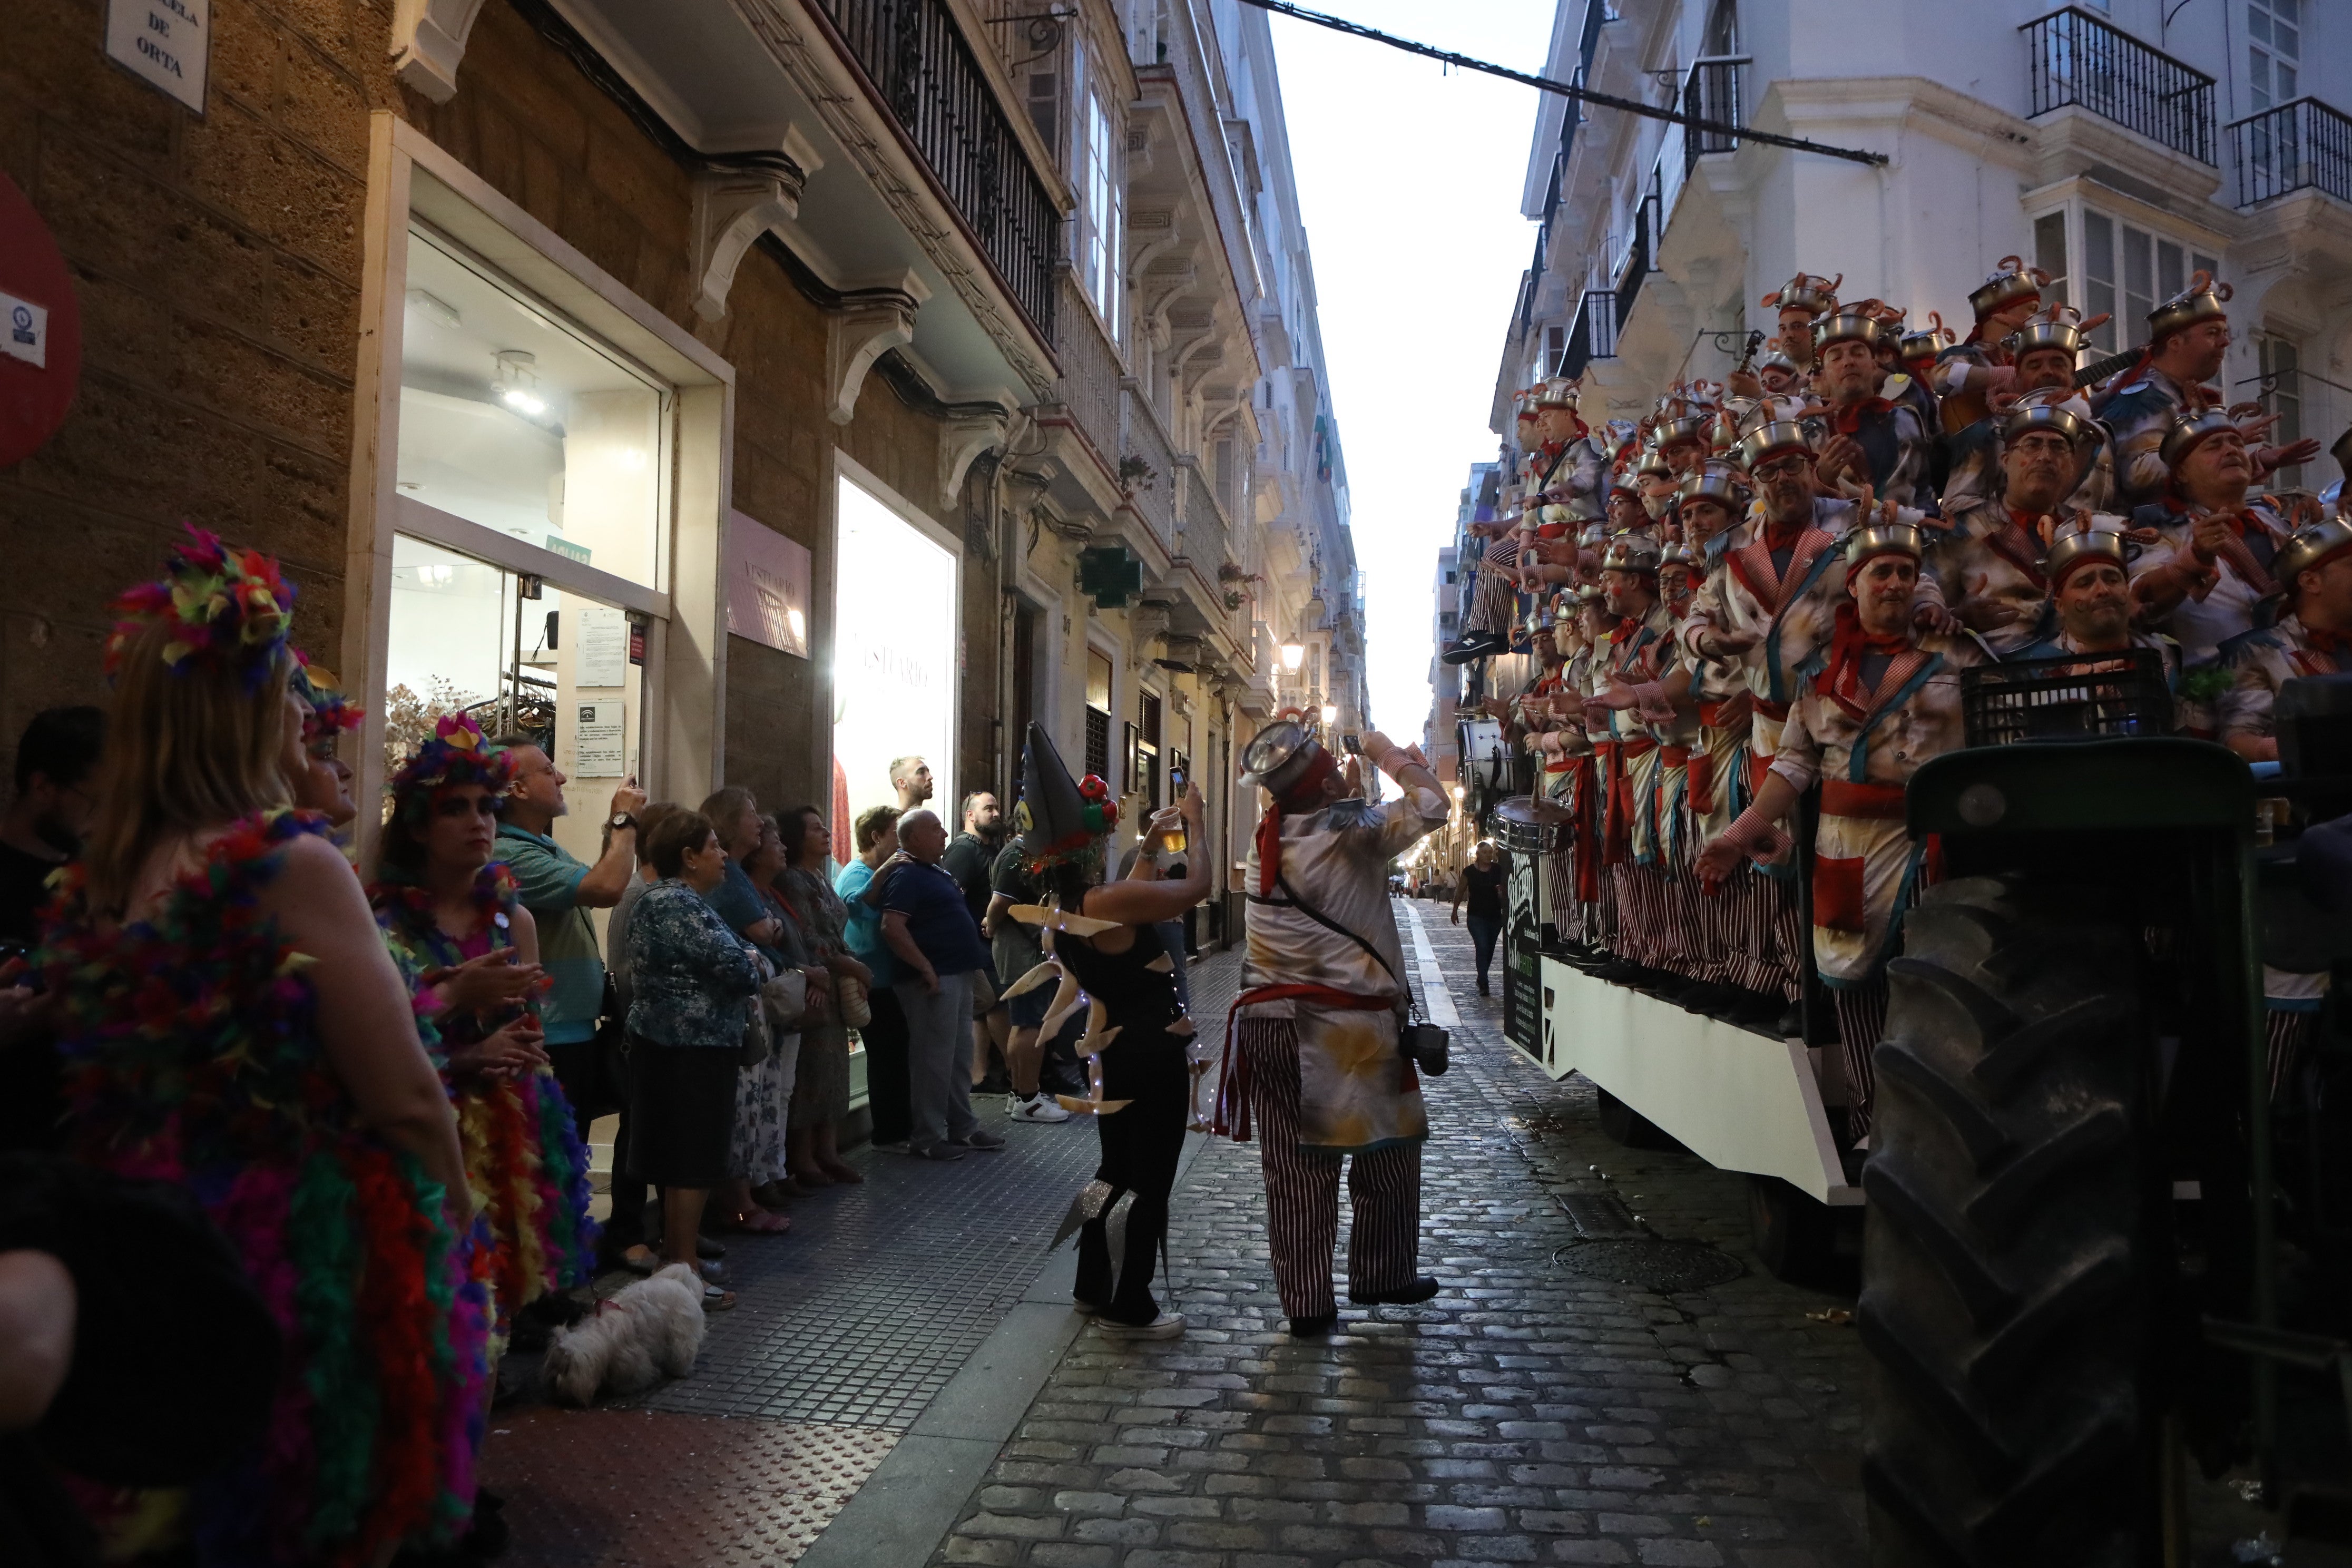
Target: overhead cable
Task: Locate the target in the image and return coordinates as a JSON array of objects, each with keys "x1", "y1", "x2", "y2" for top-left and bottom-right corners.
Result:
[{"x1": 1233, "y1": 0, "x2": 1890, "y2": 169}]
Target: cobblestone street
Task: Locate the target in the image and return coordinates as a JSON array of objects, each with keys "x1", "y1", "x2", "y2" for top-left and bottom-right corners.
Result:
[{"x1": 484, "y1": 904, "x2": 1868, "y2": 1568}]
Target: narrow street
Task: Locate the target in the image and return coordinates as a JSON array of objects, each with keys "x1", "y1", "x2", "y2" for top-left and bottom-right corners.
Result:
[{"x1": 482, "y1": 905, "x2": 1868, "y2": 1568}]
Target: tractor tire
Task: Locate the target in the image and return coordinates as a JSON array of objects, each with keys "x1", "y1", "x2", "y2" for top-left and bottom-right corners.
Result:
[
  {"x1": 1595, "y1": 1086, "x2": 1669, "y2": 1149},
  {"x1": 1749, "y1": 1174, "x2": 1836, "y2": 1286},
  {"x1": 1860, "y1": 875, "x2": 2155, "y2": 1567}
]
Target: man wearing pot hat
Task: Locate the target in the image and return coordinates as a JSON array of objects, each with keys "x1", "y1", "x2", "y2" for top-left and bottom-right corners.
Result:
[
  {"x1": 1941, "y1": 304, "x2": 2115, "y2": 514},
  {"x1": 1696, "y1": 517, "x2": 1986, "y2": 1140},
  {"x1": 2126, "y1": 409, "x2": 2301, "y2": 662},
  {"x1": 2011, "y1": 517, "x2": 2180, "y2": 677},
  {"x1": 1929, "y1": 257, "x2": 2048, "y2": 431},
  {"x1": 1759, "y1": 271, "x2": 1841, "y2": 372},
  {"x1": 1929, "y1": 400, "x2": 2111, "y2": 655},
  {"x1": 1581, "y1": 537, "x2": 1692, "y2": 982},
  {"x1": 2217, "y1": 514, "x2": 2352, "y2": 1099},
  {"x1": 1218, "y1": 721, "x2": 1449, "y2": 1337},
  {"x1": 1809, "y1": 307, "x2": 1944, "y2": 511}
]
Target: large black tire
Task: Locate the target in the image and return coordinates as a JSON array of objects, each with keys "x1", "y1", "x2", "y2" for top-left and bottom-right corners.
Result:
[
  {"x1": 1749, "y1": 1175, "x2": 1836, "y2": 1286},
  {"x1": 1860, "y1": 876, "x2": 2156, "y2": 1567}
]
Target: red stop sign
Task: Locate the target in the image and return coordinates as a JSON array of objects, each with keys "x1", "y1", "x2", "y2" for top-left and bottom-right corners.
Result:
[{"x1": 0, "y1": 170, "x2": 81, "y2": 468}]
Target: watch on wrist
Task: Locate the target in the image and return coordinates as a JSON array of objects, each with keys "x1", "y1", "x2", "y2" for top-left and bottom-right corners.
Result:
[{"x1": 610, "y1": 812, "x2": 639, "y2": 832}]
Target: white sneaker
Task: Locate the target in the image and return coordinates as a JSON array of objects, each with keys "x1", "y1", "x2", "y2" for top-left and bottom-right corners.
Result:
[
  {"x1": 1097, "y1": 1310, "x2": 1185, "y2": 1340},
  {"x1": 1009, "y1": 1092, "x2": 1073, "y2": 1123}
]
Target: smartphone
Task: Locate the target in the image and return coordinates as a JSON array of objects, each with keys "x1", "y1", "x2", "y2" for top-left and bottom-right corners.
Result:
[
  {"x1": 1342, "y1": 733, "x2": 1363, "y2": 755},
  {"x1": 1169, "y1": 767, "x2": 1186, "y2": 793}
]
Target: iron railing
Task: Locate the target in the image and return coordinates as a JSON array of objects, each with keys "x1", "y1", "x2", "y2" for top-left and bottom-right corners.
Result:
[
  {"x1": 1053, "y1": 273, "x2": 1122, "y2": 470},
  {"x1": 1560, "y1": 288, "x2": 1619, "y2": 378},
  {"x1": 1120, "y1": 383, "x2": 1178, "y2": 551},
  {"x1": 1507, "y1": 0, "x2": 1610, "y2": 353},
  {"x1": 1176, "y1": 456, "x2": 1231, "y2": 576},
  {"x1": 809, "y1": 0, "x2": 1060, "y2": 335},
  {"x1": 2229, "y1": 96, "x2": 2352, "y2": 208},
  {"x1": 2020, "y1": 7, "x2": 2215, "y2": 165},
  {"x1": 1682, "y1": 55, "x2": 1745, "y2": 174}
]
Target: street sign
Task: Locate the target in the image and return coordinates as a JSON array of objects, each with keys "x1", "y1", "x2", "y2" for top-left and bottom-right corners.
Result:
[{"x1": 106, "y1": 0, "x2": 210, "y2": 115}]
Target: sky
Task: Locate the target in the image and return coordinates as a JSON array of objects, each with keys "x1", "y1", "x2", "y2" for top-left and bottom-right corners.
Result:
[{"x1": 1266, "y1": 0, "x2": 1554, "y2": 746}]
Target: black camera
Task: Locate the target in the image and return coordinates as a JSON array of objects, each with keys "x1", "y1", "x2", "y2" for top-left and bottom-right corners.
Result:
[{"x1": 1402, "y1": 1021, "x2": 1448, "y2": 1077}]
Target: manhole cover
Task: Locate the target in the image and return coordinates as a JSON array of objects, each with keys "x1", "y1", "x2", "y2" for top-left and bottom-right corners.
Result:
[
  {"x1": 1556, "y1": 1239, "x2": 1744, "y2": 1293},
  {"x1": 1560, "y1": 1192, "x2": 1644, "y2": 1238}
]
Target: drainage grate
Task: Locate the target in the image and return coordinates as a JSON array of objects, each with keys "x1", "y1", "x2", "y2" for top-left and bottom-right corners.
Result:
[
  {"x1": 1561, "y1": 1191, "x2": 1645, "y2": 1239},
  {"x1": 1556, "y1": 1238, "x2": 1746, "y2": 1293}
]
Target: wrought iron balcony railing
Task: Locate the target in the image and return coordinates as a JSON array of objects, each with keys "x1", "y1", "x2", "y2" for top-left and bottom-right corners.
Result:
[
  {"x1": 1559, "y1": 288, "x2": 1619, "y2": 378},
  {"x1": 808, "y1": 0, "x2": 1060, "y2": 336},
  {"x1": 2229, "y1": 96, "x2": 2352, "y2": 209},
  {"x1": 1681, "y1": 55, "x2": 1745, "y2": 176},
  {"x1": 2020, "y1": 7, "x2": 2215, "y2": 164}
]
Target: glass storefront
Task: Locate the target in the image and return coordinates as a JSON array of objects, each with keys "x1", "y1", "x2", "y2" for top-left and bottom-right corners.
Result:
[{"x1": 832, "y1": 474, "x2": 957, "y2": 841}]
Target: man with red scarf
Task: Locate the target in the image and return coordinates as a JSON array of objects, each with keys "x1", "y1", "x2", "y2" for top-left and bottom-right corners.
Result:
[
  {"x1": 1930, "y1": 401, "x2": 2109, "y2": 655},
  {"x1": 1928, "y1": 257, "x2": 2046, "y2": 433},
  {"x1": 1809, "y1": 308, "x2": 1944, "y2": 511},
  {"x1": 2218, "y1": 515, "x2": 2352, "y2": 1101},
  {"x1": 1226, "y1": 722, "x2": 1449, "y2": 1338},
  {"x1": 1696, "y1": 518, "x2": 1985, "y2": 1140},
  {"x1": 2128, "y1": 410, "x2": 2304, "y2": 662},
  {"x1": 1581, "y1": 538, "x2": 1690, "y2": 982}
]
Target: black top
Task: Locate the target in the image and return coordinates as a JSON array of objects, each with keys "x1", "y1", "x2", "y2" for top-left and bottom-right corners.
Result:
[
  {"x1": 1056, "y1": 899, "x2": 1184, "y2": 1044},
  {"x1": 0, "y1": 842, "x2": 64, "y2": 949},
  {"x1": 942, "y1": 831, "x2": 1002, "y2": 925},
  {"x1": 879, "y1": 859, "x2": 991, "y2": 975},
  {"x1": 1462, "y1": 863, "x2": 1506, "y2": 921}
]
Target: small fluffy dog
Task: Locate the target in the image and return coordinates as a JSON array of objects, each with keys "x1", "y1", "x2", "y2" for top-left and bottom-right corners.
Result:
[{"x1": 540, "y1": 1265, "x2": 707, "y2": 1406}]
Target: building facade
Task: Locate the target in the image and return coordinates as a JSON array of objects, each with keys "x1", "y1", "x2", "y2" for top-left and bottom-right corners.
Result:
[{"x1": 1, "y1": 0, "x2": 1360, "y2": 925}]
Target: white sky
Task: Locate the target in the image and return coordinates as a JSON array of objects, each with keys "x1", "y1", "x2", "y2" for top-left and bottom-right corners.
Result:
[{"x1": 1268, "y1": 1, "x2": 1552, "y2": 746}]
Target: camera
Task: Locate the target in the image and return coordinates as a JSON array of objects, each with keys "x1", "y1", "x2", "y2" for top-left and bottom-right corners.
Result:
[{"x1": 1402, "y1": 1021, "x2": 1448, "y2": 1077}]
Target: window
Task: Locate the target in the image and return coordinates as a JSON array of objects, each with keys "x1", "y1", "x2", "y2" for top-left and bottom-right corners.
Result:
[
  {"x1": 1702, "y1": 0, "x2": 1739, "y2": 55},
  {"x1": 2249, "y1": 0, "x2": 2300, "y2": 112},
  {"x1": 2259, "y1": 332, "x2": 2305, "y2": 489},
  {"x1": 1085, "y1": 648, "x2": 1113, "y2": 780},
  {"x1": 1136, "y1": 691, "x2": 1162, "y2": 810},
  {"x1": 834, "y1": 474, "x2": 959, "y2": 834},
  {"x1": 1071, "y1": 38, "x2": 1123, "y2": 332},
  {"x1": 2033, "y1": 211, "x2": 2069, "y2": 308},
  {"x1": 2077, "y1": 208, "x2": 2217, "y2": 354}
]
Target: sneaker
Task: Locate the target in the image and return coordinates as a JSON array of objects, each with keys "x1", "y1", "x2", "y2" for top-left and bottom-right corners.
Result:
[
  {"x1": 1097, "y1": 1310, "x2": 1185, "y2": 1340},
  {"x1": 909, "y1": 1142, "x2": 967, "y2": 1162},
  {"x1": 1010, "y1": 1093, "x2": 1073, "y2": 1123},
  {"x1": 954, "y1": 1130, "x2": 1008, "y2": 1152}
]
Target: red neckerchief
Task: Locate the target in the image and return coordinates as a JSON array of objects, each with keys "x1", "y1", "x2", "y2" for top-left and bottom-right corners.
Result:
[
  {"x1": 1831, "y1": 397, "x2": 1894, "y2": 435},
  {"x1": 1815, "y1": 602, "x2": 1929, "y2": 721},
  {"x1": 1728, "y1": 522, "x2": 1835, "y2": 615},
  {"x1": 1253, "y1": 748, "x2": 1339, "y2": 897},
  {"x1": 2296, "y1": 621, "x2": 2348, "y2": 678},
  {"x1": 1983, "y1": 506, "x2": 2050, "y2": 589}
]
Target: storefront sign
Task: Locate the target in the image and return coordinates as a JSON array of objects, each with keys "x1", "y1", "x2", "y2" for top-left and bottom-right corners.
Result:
[
  {"x1": 106, "y1": 0, "x2": 210, "y2": 114},
  {"x1": 0, "y1": 173, "x2": 80, "y2": 469},
  {"x1": 577, "y1": 604, "x2": 628, "y2": 687},
  {"x1": 574, "y1": 700, "x2": 625, "y2": 777},
  {"x1": 725, "y1": 509, "x2": 811, "y2": 659}
]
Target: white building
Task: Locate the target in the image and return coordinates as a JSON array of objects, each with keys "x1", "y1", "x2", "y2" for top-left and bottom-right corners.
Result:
[{"x1": 1498, "y1": 0, "x2": 2352, "y2": 480}]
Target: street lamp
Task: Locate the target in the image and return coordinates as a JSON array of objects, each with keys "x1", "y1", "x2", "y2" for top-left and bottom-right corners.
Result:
[
  {"x1": 1320, "y1": 703, "x2": 1338, "y2": 727},
  {"x1": 1280, "y1": 641, "x2": 1305, "y2": 672}
]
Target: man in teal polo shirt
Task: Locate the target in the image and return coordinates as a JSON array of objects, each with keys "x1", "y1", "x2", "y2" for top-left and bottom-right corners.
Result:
[{"x1": 493, "y1": 737, "x2": 647, "y2": 1102}]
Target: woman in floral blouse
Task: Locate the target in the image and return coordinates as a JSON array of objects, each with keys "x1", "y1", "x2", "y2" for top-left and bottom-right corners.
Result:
[
  {"x1": 776, "y1": 805, "x2": 869, "y2": 1185},
  {"x1": 625, "y1": 809, "x2": 759, "y2": 1309}
]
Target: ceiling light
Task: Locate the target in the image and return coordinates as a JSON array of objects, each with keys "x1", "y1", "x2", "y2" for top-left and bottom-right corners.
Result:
[{"x1": 502, "y1": 387, "x2": 545, "y2": 416}]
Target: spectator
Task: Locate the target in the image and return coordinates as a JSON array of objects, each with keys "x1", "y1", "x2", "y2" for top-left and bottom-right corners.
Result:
[
  {"x1": 624, "y1": 810, "x2": 758, "y2": 1310},
  {"x1": 890, "y1": 755, "x2": 934, "y2": 812},
  {"x1": 491, "y1": 737, "x2": 646, "y2": 1125},
  {"x1": 714, "y1": 812, "x2": 822, "y2": 1233},
  {"x1": 877, "y1": 810, "x2": 1004, "y2": 1160},
  {"x1": 50, "y1": 529, "x2": 479, "y2": 1560},
  {"x1": 0, "y1": 708, "x2": 102, "y2": 946},
  {"x1": 834, "y1": 805, "x2": 911, "y2": 1148},
  {"x1": 1453, "y1": 841, "x2": 1507, "y2": 996},
  {"x1": 984, "y1": 836, "x2": 1071, "y2": 1121},
  {"x1": 944, "y1": 791, "x2": 1013, "y2": 1093},
  {"x1": 602, "y1": 801, "x2": 680, "y2": 1271},
  {"x1": 699, "y1": 787, "x2": 786, "y2": 959},
  {"x1": 287, "y1": 666, "x2": 358, "y2": 829},
  {"x1": 775, "y1": 806, "x2": 868, "y2": 1188}
]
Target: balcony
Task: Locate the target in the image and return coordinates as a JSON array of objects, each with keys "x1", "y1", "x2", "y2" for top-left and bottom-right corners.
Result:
[
  {"x1": 1560, "y1": 288, "x2": 1619, "y2": 378},
  {"x1": 2229, "y1": 97, "x2": 2352, "y2": 208},
  {"x1": 808, "y1": 0, "x2": 1061, "y2": 335},
  {"x1": 1120, "y1": 384, "x2": 1179, "y2": 555},
  {"x1": 1680, "y1": 56, "x2": 1745, "y2": 175},
  {"x1": 2020, "y1": 7, "x2": 2215, "y2": 165},
  {"x1": 1048, "y1": 275, "x2": 1121, "y2": 476}
]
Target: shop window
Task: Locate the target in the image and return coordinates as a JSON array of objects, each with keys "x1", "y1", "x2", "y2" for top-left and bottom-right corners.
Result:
[
  {"x1": 832, "y1": 472, "x2": 959, "y2": 833},
  {"x1": 397, "y1": 225, "x2": 668, "y2": 592}
]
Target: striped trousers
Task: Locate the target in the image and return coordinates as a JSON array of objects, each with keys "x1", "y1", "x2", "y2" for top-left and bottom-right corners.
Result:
[
  {"x1": 2268, "y1": 1006, "x2": 2319, "y2": 1105},
  {"x1": 1466, "y1": 538, "x2": 1522, "y2": 633},
  {"x1": 1240, "y1": 1022, "x2": 1422, "y2": 1319},
  {"x1": 1831, "y1": 975, "x2": 1890, "y2": 1140}
]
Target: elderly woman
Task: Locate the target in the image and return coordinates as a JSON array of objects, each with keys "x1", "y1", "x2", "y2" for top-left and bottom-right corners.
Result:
[{"x1": 625, "y1": 810, "x2": 759, "y2": 1310}]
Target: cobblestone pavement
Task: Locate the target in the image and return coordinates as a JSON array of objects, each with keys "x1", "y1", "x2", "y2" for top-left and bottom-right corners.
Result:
[{"x1": 933, "y1": 901, "x2": 1870, "y2": 1568}]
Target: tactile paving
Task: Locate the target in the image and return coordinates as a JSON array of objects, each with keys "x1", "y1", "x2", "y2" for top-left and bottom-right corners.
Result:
[{"x1": 479, "y1": 1408, "x2": 895, "y2": 1566}]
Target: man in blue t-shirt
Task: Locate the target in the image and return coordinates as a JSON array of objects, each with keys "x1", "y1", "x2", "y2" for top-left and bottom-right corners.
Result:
[{"x1": 878, "y1": 810, "x2": 1003, "y2": 1160}]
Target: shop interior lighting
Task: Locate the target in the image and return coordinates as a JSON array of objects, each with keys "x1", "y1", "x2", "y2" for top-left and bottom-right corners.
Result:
[{"x1": 494, "y1": 349, "x2": 545, "y2": 417}]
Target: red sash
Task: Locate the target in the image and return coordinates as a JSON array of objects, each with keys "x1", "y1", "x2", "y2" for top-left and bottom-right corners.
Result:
[{"x1": 1214, "y1": 983, "x2": 1397, "y2": 1142}]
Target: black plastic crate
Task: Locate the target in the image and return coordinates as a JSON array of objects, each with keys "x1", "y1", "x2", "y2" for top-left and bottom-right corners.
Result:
[{"x1": 1962, "y1": 649, "x2": 2173, "y2": 748}]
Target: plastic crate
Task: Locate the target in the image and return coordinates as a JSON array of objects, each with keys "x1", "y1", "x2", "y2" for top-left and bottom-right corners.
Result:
[{"x1": 1961, "y1": 649, "x2": 2173, "y2": 748}]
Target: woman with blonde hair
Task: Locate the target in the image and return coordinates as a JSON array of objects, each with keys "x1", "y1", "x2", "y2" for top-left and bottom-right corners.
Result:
[{"x1": 41, "y1": 529, "x2": 485, "y2": 1563}]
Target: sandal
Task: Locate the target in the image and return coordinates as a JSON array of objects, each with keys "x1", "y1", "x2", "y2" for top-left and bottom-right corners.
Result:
[
  {"x1": 719, "y1": 1209, "x2": 790, "y2": 1235},
  {"x1": 700, "y1": 1283, "x2": 736, "y2": 1311},
  {"x1": 816, "y1": 1159, "x2": 864, "y2": 1185},
  {"x1": 617, "y1": 1245, "x2": 660, "y2": 1276}
]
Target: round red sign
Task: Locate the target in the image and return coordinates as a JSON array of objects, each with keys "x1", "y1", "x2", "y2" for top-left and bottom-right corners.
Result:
[{"x1": 0, "y1": 170, "x2": 81, "y2": 468}]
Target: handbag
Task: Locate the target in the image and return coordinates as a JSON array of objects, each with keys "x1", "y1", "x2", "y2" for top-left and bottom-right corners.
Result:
[
  {"x1": 835, "y1": 973, "x2": 873, "y2": 1028},
  {"x1": 761, "y1": 969, "x2": 810, "y2": 1035}
]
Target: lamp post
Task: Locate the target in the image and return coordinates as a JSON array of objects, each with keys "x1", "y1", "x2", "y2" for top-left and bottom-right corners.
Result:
[{"x1": 1280, "y1": 641, "x2": 1305, "y2": 672}]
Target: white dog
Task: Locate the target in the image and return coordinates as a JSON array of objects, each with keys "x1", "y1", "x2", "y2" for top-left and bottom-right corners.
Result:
[{"x1": 540, "y1": 1264, "x2": 708, "y2": 1406}]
